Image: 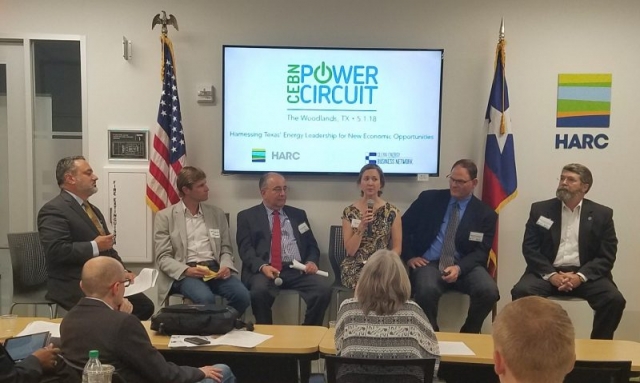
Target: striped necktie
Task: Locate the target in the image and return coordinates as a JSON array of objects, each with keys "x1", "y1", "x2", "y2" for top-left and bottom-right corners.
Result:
[{"x1": 439, "y1": 202, "x2": 459, "y2": 271}]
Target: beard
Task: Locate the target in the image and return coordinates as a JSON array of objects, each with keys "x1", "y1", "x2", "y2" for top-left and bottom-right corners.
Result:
[{"x1": 556, "y1": 187, "x2": 574, "y2": 202}]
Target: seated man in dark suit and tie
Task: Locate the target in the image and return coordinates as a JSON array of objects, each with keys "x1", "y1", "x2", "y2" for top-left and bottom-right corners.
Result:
[
  {"x1": 511, "y1": 163, "x2": 625, "y2": 339},
  {"x1": 402, "y1": 159, "x2": 499, "y2": 333},
  {"x1": 236, "y1": 172, "x2": 331, "y2": 325},
  {"x1": 61, "y1": 256, "x2": 234, "y2": 383},
  {"x1": 37, "y1": 155, "x2": 154, "y2": 320}
]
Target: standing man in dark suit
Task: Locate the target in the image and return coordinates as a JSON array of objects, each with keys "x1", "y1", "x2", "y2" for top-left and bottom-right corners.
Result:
[
  {"x1": 511, "y1": 163, "x2": 625, "y2": 339},
  {"x1": 37, "y1": 156, "x2": 154, "y2": 320},
  {"x1": 402, "y1": 159, "x2": 499, "y2": 333},
  {"x1": 61, "y1": 256, "x2": 234, "y2": 383},
  {"x1": 236, "y1": 172, "x2": 331, "y2": 325}
]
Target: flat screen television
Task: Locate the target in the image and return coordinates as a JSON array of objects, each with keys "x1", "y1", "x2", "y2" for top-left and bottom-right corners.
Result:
[{"x1": 222, "y1": 45, "x2": 443, "y2": 176}]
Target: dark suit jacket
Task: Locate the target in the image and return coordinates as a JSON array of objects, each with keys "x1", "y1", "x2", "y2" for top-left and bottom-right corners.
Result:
[
  {"x1": 236, "y1": 204, "x2": 320, "y2": 284},
  {"x1": 0, "y1": 345, "x2": 42, "y2": 383},
  {"x1": 60, "y1": 298, "x2": 204, "y2": 383},
  {"x1": 401, "y1": 189, "x2": 497, "y2": 275},
  {"x1": 522, "y1": 198, "x2": 617, "y2": 281},
  {"x1": 37, "y1": 191, "x2": 123, "y2": 310}
]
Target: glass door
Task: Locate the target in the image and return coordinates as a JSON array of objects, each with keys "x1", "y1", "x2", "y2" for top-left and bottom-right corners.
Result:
[{"x1": 0, "y1": 41, "x2": 27, "y2": 248}]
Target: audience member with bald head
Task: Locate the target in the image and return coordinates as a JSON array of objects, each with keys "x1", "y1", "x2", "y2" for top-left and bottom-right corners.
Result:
[
  {"x1": 236, "y1": 172, "x2": 330, "y2": 325},
  {"x1": 493, "y1": 296, "x2": 575, "y2": 383},
  {"x1": 61, "y1": 257, "x2": 235, "y2": 383},
  {"x1": 79, "y1": 256, "x2": 133, "y2": 313}
]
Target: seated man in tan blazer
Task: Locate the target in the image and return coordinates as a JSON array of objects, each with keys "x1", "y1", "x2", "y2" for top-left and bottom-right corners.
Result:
[{"x1": 154, "y1": 166, "x2": 250, "y2": 314}]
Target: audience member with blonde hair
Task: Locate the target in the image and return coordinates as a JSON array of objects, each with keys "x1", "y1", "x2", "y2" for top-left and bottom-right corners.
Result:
[
  {"x1": 493, "y1": 296, "x2": 576, "y2": 383},
  {"x1": 335, "y1": 249, "x2": 439, "y2": 380}
]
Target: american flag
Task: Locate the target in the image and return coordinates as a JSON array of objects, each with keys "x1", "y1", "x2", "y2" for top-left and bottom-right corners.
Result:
[
  {"x1": 146, "y1": 35, "x2": 186, "y2": 212},
  {"x1": 482, "y1": 28, "x2": 517, "y2": 278}
]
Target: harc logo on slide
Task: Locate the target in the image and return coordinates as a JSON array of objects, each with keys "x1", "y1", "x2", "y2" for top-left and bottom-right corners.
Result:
[
  {"x1": 285, "y1": 62, "x2": 379, "y2": 105},
  {"x1": 251, "y1": 149, "x2": 266, "y2": 163}
]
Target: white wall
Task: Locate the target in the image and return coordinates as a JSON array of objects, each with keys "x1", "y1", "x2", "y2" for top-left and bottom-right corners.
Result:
[{"x1": 1, "y1": 0, "x2": 639, "y2": 339}]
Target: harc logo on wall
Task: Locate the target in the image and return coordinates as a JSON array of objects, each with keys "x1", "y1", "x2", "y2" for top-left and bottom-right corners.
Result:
[{"x1": 555, "y1": 73, "x2": 611, "y2": 150}]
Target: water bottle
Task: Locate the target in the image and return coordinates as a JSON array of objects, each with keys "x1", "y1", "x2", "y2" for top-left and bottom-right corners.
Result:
[{"x1": 82, "y1": 350, "x2": 102, "y2": 383}]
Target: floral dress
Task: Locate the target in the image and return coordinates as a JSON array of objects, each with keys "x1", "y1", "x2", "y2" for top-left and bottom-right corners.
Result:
[{"x1": 340, "y1": 202, "x2": 399, "y2": 289}]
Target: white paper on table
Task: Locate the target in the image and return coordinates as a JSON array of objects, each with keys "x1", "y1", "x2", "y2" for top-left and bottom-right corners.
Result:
[
  {"x1": 168, "y1": 335, "x2": 218, "y2": 348},
  {"x1": 437, "y1": 341, "x2": 475, "y2": 356},
  {"x1": 124, "y1": 268, "x2": 158, "y2": 297},
  {"x1": 168, "y1": 331, "x2": 272, "y2": 349},
  {"x1": 210, "y1": 330, "x2": 272, "y2": 348},
  {"x1": 17, "y1": 321, "x2": 61, "y2": 338}
]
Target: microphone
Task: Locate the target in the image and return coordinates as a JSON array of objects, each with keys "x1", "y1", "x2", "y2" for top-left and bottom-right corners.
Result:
[
  {"x1": 290, "y1": 259, "x2": 329, "y2": 277},
  {"x1": 274, "y1": 271, "x2": 283, "y2": 286},
  {"x1": 366, "y1": 199, "x2": 374, "y2": 236}
]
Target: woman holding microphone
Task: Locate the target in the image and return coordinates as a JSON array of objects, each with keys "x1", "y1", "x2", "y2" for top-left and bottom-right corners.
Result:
[{"x1": 340, "y1": 164, "x2": 402, "y2": 289}]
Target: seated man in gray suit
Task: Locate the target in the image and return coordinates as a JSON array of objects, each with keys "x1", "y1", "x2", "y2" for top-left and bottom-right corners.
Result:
[
  {"x1": 61, "y1": 256, "x2": 234, "y2": 383},
  {"x1": 155, "y1": 166, "x2": 250, "y2": 314},
  {"x1": 236, "y1": 172, "x2": 331, "y2": 325}
]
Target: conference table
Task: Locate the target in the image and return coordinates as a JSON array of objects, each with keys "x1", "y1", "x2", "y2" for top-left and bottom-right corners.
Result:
[
  {"x1": 1, "y1": 317, "x2": 325, "y2": 383},
  {"x1": 144, "y1": 321, "x2": 327, "y2": 383},
  {"x1": 320, "y1": 328, "x2": 640, "y2": 380},
  {"x1": 6, "y1": 318, "x2": 640, "y2": 382}
]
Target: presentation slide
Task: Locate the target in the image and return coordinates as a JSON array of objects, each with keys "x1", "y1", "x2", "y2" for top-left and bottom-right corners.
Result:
[{"x1": 223, "y1": 46, "x2": 443, "y2": 175}]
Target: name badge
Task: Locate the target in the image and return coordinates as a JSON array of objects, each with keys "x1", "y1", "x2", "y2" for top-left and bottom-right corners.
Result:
[
  {"x1": 536, "y1": 216, "x2": 554, "y2": 230},
  {"x1": 351, "y1": 219, "x2": 362, "y2": 228},
  {"x1": 298, "y1": 222, "x2": 310, "y2": 234},
  {"x1": 469, "y1": 232, "x2": 484, "y2": 242},
  {"x1": 209, "y1": 229, "x2": 220, "y2": 238}
]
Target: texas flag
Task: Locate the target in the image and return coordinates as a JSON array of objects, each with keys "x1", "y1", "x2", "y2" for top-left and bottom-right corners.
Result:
[{"x1": 482, "y1": 37, "x2": 518, "y2": 278}]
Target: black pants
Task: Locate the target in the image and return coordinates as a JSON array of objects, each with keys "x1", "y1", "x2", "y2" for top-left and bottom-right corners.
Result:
[
  {"x1": 127, "y1": 293, "x2": 155, "y2": 321},
  {"x1": 247, "y1": 268, "x2": 331, "y2": 325},
  {"x1": 511, "y1": 272, "x2": 625, "y2": 339},
  {"x1": 411, "y1": 263, "x2": 499, "y2": 333}
]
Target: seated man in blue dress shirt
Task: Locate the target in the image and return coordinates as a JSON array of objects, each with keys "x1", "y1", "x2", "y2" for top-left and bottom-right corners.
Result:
[{"x1": 401, "y1": 159, "x2": 499, "y2": 333}]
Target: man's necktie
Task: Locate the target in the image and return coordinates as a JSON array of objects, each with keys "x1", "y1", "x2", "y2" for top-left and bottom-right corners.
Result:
[
  {"x1": 271, "y1": 210, "x2": 282, "y2": 271},
  {"x1": 439, "y1": 202, "x2": 459, "y2": 271},
  {"x1": 83, "y1": 201, "x2": 106, "y2": 236}
]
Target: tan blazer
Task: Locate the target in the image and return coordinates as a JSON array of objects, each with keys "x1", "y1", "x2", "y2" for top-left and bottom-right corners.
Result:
[{"x1": 154, "y1": 202, "x2": 237, "y2": 305}]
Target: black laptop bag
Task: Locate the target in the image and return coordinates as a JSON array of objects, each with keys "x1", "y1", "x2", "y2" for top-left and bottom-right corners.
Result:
[{"x1": 150, "y1": 304, "x2": 253, "y2": 335}]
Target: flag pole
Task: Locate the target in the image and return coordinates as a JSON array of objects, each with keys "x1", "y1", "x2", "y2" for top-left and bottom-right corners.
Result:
[
  {"x1": 146, "y1": 11, "x2": 187, "y2": 213},
  {"x1": 482, "y1": 17, "x2": 518, "y2": 321}
]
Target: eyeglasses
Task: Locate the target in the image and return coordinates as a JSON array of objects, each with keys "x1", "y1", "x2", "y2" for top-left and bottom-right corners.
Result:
[
  {"x1": 115, "y1": 278, "x2": 131, "y2": 288},
  {"x1": 271, "y1": 186, "x2": 288, "y2": 194},
  {"x1": 447, "y1": 174, "x2": 474, "y2": 186}
]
